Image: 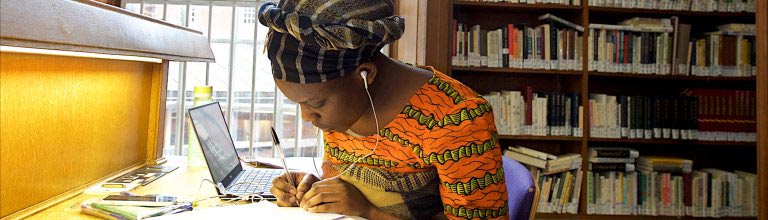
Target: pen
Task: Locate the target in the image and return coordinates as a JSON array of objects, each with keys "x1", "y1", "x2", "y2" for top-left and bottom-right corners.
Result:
[{"x1": 271, "y1": 127, "x2": 295, "y2": 188}]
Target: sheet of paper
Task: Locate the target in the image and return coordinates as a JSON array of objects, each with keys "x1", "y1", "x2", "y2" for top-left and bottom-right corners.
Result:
[{"x1": 147, "y1": 201, "x2": 344, "y2": 220}]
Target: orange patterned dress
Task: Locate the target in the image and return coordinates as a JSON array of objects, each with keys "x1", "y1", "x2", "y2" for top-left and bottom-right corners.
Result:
[{"x1": 321, "y1": 67, "x2": 508, "y2": 219}]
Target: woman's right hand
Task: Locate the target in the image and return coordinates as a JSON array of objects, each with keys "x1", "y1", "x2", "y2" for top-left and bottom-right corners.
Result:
[{"x1": 270, "y1": 171, "x2": 320, "y2": 207}]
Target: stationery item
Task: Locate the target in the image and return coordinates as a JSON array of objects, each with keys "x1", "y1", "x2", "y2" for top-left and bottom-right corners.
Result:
[
  {"x1": 89, "y1": 202, "x2": 174, "y2": 220},
  {"x1": 98, "y1": 195, "x2": 177, "y2": 207},
  {"x1": 108, "y1": 165, "x2": 178, "y2": 186},
  {"x1": 83, "y1": 182, "x2": 140, "y2": 195},
  {"x1": 81, "y1": 203, "x2": 127, "y2": 220},
  {"x1": 271, "y1": 127, "x2": 294, "y2": 188},
  {"x1": 146, "y1": 201, "x2": 345, "y2": 220}
]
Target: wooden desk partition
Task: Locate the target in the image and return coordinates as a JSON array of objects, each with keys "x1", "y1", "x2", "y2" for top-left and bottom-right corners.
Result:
[
  {"x1": 0, "y1": 0, "x2": 214, "y2": 218},
  {"x1": 0, "y1": 53, "x2": 163, "y2": 218}
]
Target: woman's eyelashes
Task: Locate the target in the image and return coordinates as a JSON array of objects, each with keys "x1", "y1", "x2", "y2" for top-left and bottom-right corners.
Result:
[{"x1": 308, "y1": 99, "x2": 325, "y2": 108}]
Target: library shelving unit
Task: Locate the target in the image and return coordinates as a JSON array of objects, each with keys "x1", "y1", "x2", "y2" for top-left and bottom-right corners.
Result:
[{"x1": 423, "y1": 0, "x2": 765, "y2": 219}]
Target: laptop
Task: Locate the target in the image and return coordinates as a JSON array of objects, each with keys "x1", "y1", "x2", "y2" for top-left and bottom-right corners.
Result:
[{"x1": 188, "y1": 102, "x2": 282, "y2": 199}]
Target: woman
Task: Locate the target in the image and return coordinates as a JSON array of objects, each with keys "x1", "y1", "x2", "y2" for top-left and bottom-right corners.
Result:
[{"x1": 258, "y1": 1, "x2": 508, "y2": 219}]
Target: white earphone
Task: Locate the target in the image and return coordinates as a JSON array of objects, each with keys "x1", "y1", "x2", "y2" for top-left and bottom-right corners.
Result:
[{"x1": 360, "y1": 70, "x2": 369, "y2": 89}]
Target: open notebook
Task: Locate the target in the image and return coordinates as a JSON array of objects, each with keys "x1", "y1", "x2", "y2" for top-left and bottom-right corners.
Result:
[{"x1": 146, "y1": 201, "x2": 348, "y2": 220}]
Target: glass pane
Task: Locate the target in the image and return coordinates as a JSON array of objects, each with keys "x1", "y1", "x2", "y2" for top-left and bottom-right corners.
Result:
[
  {"x1": 210, "y1": 5, "x2": 234, "y2": 43},
  {"x1": 125, "y1": 3, "x2": 141, "y2": 13},
  {"x1": 277, "y1": 94, "x2": 298, "y2": 157},
  {"x1": 299, "y1": 121, "x2": 320, "y2": 157},
  {"x1": 189, "y1": 5, "x2": 210, "y2": 37},
  {"x1": 164, "y1": 61, "x2": 183, "y2": 155},
  {"x1": 181, "y1": 62, "x2": 208, "y2": 155},
  {"x1": 230, "y1": 6, "x2": 257, "y2": 158},
  {"x1": 142, "y1": 4, "x2": 164, "y2": 19},
  {"x1": 252, "y1": 17, "x2": 276, "y2": 159},
  {"x1": 164, "y1": 4, "x2": 186, "y2": 26},
  {"x1": 208, "y1": 5, "x2": 234, "y2": 137},
  {"x1": 209, "y1": 42, "x2": 231, "y2": 116}
]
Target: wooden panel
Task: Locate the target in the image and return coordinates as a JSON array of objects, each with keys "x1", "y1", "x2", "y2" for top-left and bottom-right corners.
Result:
[
  {"x1": 0, "y1": 0, "x2": 214, "y2": 62},
  {"x1": 756, "y1": 0, "x2": 767, "y2": 218},
  {"x1": 146, "y1": 61, "x2": 169, "y2": 164},
  {"x1": 396, "y1": 0, "x2": 420, "y2": 64},
  {"x1": 0, "y1": 52, "x2": 154, "y2": 217},
  {"x1": 424, "y1": 0, "x2": 452, "y2": 73}
]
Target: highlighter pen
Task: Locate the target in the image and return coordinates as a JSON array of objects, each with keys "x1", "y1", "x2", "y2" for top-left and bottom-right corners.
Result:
[{"x1": 271, "y1": 127, "x2": 295, "y2": 188}]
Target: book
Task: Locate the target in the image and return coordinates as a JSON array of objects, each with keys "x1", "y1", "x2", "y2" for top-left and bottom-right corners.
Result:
[
  {"x1": 504, "y1": 149, "x2": 547, "y2": 168},
  {"x1": 484, "y1": 89, "x2": 581, "y2": 137},
  {"x1": 589, "y1": 163, "x2": 636, "y2": 172},
  {"x1": 538, "y1": 13, "x2": 585, "y2": 32},
  {"x1": 637, "y1": 156, "x2": 693, "y2": 173},
  {"x1": 453, "y1": 18, "x2": 583, "y2": 71},
  {"x1": 513, "y1": 145, "x2": 558, "y2": 160},
  {"x1": 589, "y1": 147, "x2": 640, "y2": 159},
  {"x1": 587, "y1": 0, "x2": 755, "y2": 12},
  {"x1": 81, "y1": 203, "x2": 127, "y2": 220},
  {"x1": 90, "y1": 202, "x2": 170, "y2": 220}
]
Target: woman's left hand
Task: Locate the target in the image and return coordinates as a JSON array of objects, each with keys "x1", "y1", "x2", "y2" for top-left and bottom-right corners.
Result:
[{"x1": 298, "y1": 177, "x2": 374, "y2": 218}]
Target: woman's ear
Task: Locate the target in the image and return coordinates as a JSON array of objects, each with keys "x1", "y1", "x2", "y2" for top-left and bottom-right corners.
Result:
[{"x1": 354, "y1": 62, "x2": 377, "y2": 88}]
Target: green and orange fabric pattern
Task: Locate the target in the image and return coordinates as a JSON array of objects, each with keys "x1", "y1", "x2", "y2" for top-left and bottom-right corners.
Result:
[{"x1": 322, "y1": 67, "x2": 509, "y2": 219}]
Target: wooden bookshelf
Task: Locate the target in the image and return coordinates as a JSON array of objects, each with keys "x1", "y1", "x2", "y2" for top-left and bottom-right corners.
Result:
[
  {"x1": 588, "y1": 138, "x2": 756, "y2": 147},
  {"x1": 755, "y1": 0, "x2": 767, "y2": 219},
  {"x1": 453, "y1": 66, "x2": 583, "y2": 75},
  {"x1": 425, "y1": 0, "x2": 764, "y2": 219},
  {"x1": 537, "y1": 213, "x2": 759, "y2": 220},
  {"x1": 454, "y1": 1, "x2": 583, "y2": 11},
  {"x1": 500, "y1": 135, "x2": 583, "y2": 141},
  {"x1": 588, "y1": 6, "x2": 755, "y2": 18},
  {"x1": 588, "y1": 71, "x2": 757, "y2": 82}
]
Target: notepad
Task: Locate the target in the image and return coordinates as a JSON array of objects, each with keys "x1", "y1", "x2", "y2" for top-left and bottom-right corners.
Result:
[{"x1": 146, "y1": 201, "x2": 345, "y2": 220}]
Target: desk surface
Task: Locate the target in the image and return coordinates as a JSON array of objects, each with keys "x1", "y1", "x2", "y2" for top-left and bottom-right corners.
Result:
[{"x1": 25, "y1": 156, "x2": 328, "y2": 220}]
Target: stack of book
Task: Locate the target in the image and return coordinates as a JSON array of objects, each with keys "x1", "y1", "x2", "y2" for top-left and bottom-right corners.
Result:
[
  {"x1": 588, "y1": 0, "x2": 755, "y2": 13},
  {"x1": 687, "y1": 89, "x2": 757, "y2": 142},
  {"x1": 502, "y1": 146, "x2": 582, "y2": 214},
  {"x1": 452, "y1": 14, "x2": 584, "y2": 71},
  {"x1": 588, "y1": 94, "x2": 699, "y2": 140},
  {"x1": 588, "y1": 17, "x2": 676, "y2": 75},
  {"x1": 586, "y1": 147, "x2": 640, "y2": 215},
  {"x1": 588, "y1": 17, "x2": 757, "y2": 78},
  {"x1": 484, "y1": 88, "x2": 582, "y2": 137},
  {"x1": 690, "y1": 169, "x2": 758, "y2": 217},
  {"x1": 456, "y1": 0, "x2": 580, "y2": 6},
  {"x1": 635, "y1": 156, "x2": 693, "y2": 216},
  {"x1": 586, "y1": 150, "x2": 758, "y2": 217},
  {"x1": 80, "y1": 200, "x2": 191, "y2": 220},
  {"x1": 692, "y1": 24, "x2": 757, "y2": 77},
  {"x1": 587, "y1": 92, "x2": 756, "y2": 142}
]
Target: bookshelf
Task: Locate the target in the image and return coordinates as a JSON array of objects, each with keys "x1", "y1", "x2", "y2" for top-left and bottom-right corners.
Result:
[{"x1": 423, "y1": 0, "x2": 764, "y2": 219}]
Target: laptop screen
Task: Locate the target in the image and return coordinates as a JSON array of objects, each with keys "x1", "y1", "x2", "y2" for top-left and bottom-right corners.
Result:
[{"x1": 188, "y1": 102, "x2": 243, "y2": 186}]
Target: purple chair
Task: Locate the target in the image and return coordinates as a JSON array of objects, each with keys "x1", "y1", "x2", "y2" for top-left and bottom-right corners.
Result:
[{"x1": 503, "y1": 156, "x2": 539, "y2": 220}]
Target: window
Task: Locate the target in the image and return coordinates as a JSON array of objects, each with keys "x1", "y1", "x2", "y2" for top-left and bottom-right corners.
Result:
[{"x1": 123, "y1": 0, "x2": 322, "y2": 159}]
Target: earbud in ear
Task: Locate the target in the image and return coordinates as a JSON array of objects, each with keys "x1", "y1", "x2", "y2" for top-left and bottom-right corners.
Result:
[{"x1": 360, "y1": 70, "x2": 369, "y2": 89}]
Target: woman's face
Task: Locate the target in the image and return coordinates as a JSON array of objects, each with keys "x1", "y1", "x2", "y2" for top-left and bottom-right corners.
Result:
[{"x1": 275, "y1": 73, "x2": 369, "y2": 133}]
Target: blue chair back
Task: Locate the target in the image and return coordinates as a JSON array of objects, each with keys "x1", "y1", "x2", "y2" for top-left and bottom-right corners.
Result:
[{"x1": 503, "y1": 157, "x2": 538, "y2": 220}]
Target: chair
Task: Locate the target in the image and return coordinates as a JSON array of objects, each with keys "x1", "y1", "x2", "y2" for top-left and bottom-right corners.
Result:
[{"x1": 503, "y1": 157, "x2": 539, "y2": 220}]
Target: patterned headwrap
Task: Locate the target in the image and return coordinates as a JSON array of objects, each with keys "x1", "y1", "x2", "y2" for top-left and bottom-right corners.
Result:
[{"x1": 258, "y1": 0, "x2": 404, "y2": 84}]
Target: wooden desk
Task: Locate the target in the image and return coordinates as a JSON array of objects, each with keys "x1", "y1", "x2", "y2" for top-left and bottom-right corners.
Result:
[{"x1": 24, "y1": 156, "x2": 328, "y2": 220}]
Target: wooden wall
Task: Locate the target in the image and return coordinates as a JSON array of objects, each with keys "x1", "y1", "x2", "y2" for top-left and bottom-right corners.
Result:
[
  {"x1": 757, "y1": 0, "x2": 767, "y2": 218},
  {"x1": 92, "y1": 0, "x2": 120, "y2": 7},
  {"x1": 0, "y1": 52, "x2": 160, "y2": 217},
  {"x1": 394, "y1": 0, "x2": 428, "y2": 66}
]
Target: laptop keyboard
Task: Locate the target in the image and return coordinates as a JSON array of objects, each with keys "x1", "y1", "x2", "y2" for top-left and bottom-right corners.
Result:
[{"x1": 227, "y1": 169, "x2": 282, "y2": 195}]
